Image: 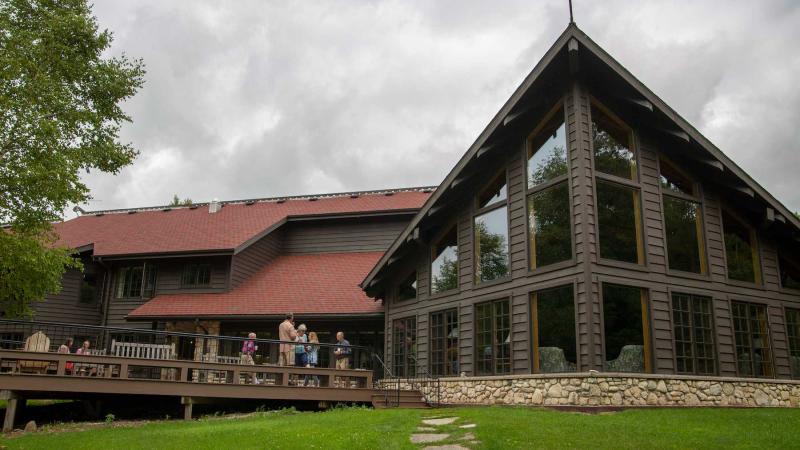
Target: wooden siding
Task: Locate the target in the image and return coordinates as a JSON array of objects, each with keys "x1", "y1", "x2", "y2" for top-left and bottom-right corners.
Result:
[
  {"x1": 383, "y1": 80, "x2": 800, "y2": 380},
  {"x1": 230, "y1": 229, "x2": 283, "y2": 289},
  {"x1": 32, "y1": 266, "x2": 103, "y2": 325},
  {"x1": 282, "y1": 217, "x2": 409, "y2": 255}
]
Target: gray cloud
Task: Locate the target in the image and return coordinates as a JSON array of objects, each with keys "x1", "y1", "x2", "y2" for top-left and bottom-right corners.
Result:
[{"x1": 78, "y1": 0, "x2": 800, "y2": 214}]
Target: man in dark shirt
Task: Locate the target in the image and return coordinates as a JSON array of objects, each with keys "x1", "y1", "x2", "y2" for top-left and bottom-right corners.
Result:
[{"x1": 333, "y1": 331, "x2": 351, "y2": 370}]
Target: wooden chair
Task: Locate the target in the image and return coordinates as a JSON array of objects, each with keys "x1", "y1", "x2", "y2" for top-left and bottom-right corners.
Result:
[{"x1": 17, "y1": 331, "x2": 52, "y2": 374}]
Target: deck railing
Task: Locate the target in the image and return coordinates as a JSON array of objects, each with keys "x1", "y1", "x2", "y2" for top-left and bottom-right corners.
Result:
[{"x1": 0, "y1": 318, "x2": 380, "y2": 383}]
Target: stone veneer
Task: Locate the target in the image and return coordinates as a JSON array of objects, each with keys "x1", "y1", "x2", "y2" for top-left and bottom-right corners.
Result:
[{"x1": 383, "y1": 373, "x2": 800, "y2": 408}]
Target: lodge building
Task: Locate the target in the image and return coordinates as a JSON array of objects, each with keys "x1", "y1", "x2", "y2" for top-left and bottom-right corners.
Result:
[{"x1": 7, "y1": 24, "x2": 800, "y2": 390}]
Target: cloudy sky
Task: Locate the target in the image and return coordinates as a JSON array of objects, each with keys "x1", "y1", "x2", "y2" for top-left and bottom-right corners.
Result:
[{"x1": 81, "y1": 0, "x2": 800, "y2": 214}]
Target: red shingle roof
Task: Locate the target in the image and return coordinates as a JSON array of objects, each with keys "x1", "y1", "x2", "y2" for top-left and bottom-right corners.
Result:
[
  {"x1": 54, "y1": 190, "x2": 430, "y2": 256},
  {"x1": 128, "y1": 252, "x2": 384, "y2": 318}
]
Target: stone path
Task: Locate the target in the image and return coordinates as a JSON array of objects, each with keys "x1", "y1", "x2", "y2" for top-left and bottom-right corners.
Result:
[{"x1": 409, "y1": 415, "x2": 480, "y2": 450}]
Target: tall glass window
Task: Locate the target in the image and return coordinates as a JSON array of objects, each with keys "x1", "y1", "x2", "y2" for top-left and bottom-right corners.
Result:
[
  {"x1": 671, "y1": 293, "x2": 716, "y2": 375},
  {"x1": 592, "y1": 102, "x2": 643, "y2": 265},
  {"x1": 722, "y1": 210, "x2": 761, "y2": 284},
  {"x1": 429, "y1": 309, "x2": 459, "y2": 376},
  {"x1": 786, "y1": 308, "x2": 800, "y2": 378},
  {"x1": 531, "y1": 285, "x2": 576, "y2": 373},
  {"x1": 474, "y1": 171, "x2": 509, "y2": 283},
  {"x1": 602, "y1": 284, "x2": 651, "y2": 373},
  {"x1": 396, "y1": 271, "x2": 417, "y2": 301},
  {"x1": 779, "y1": 253, "x2": 800, "y2": 290},
  {"x1": 475, "y1": 299, "x2": 510, "y2": 375},
  {"x1": 660, "y1": 158, "x2": 706, "y2": 274},
  {"x1": 431, "y1": 225, "x2": 458, "y2": 294},
  {"x1": 731, "y1": 301, "x2": 773, "y2": 377},
  {"x1": 526, "y1": 105, "x2": 571, "y2": 269},
  {"x1": 596, "y1": 181, "x2": 644, "y2": 264},
  {"x1": 392, "y1": 317, "x2": 417, "y2": 378},
  {"x1": 116, "y1": 263, "x2": 156, "y2": 299}
]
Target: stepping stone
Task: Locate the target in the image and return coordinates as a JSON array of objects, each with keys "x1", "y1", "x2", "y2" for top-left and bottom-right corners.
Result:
[
  {"x1": 416, "y1": 426, "x2": 437, "y2": 431},
  {"x1": 410, "y1": 434, "x2": 450, "y2": 444},
  {"x1": 458, "y1": 423, "x2": 476, "y2": 429},
  {"x1": 423, "y1": 446, "x2": 470, "y2": 450},
  {"x1": 460, "y1": 432, "x2": 475, "y2": 441},
  {"x1": 422, "y1": 417, "x2": 458, "y2": 426}
]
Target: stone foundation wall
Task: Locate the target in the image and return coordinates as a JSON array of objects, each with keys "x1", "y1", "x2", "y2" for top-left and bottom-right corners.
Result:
[{"x1": 383, "y1": 373, "x2": 800, "y2": 408}]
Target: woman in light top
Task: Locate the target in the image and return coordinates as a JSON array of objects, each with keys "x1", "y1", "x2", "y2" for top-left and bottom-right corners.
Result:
[{"x1": 305, "y1": 332, "x2": 320, "y2": 386}]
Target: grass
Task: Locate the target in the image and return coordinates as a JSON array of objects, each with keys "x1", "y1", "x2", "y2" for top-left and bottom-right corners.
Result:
[{"x1": 1, "y1": 406, "x2": 800, "y2": 449}]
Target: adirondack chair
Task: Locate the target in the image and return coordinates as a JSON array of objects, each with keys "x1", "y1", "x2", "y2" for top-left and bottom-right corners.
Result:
[{"x1": 17, "y1": 331, "x2": 51, "y2": 374}]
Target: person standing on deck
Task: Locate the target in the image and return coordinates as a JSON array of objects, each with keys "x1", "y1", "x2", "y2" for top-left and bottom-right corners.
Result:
[
  {"x1": 295, "y1": 324, "x2": 308, "y2": 367},
  {"x1": 334, "y1": 331, "x2": 351, "y2": 370},
  {"x1": 278, "y1": 313, "x2": 297, "y2": 366}
]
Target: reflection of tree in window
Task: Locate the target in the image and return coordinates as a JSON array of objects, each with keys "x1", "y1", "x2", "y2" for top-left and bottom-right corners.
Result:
[
  {"x1": 528, "y1": 183, "x2": 571, "y2": 268},
  {"x1": 663, "y1": 197, "x2": 702, "y2": 273},
  {"x1": 722, "y1": 211, "x2": 758, "y2": 283},
  {"x1": 474, "y1": 208, "x2": 509, "y2": 283},
  {"x1": 533, "y1": 285, "x2": 576, "y2": 373},
  {"x1": 396, "y1": 271, "x2": 417, "y2": 301},
  {"x1": 603, "y1": 284, "x2": 649, "y2": 373},
  {"x1": 596, "y1": 181, "x2": 642, "y2": 264},
  {"x1": 592, "y1": 105, "x2": 636, "y2": 180},
  {"x1": 528, "y1": 121, "x2": 568, "y2": 188},
  {"x1": 431, "y1": 226, "x2": 458, "y2": 294}
]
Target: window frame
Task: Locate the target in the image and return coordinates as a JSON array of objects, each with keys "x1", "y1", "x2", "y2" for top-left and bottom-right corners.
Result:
[
  {"x1": 391, "y1": 316, "x2": 417, "y2": 378},
  {"x1": 777, "y1": 251, "x2": 800, "y2": 292},
  {"x1": 720, "y1": 208, "x2": 763, "y2": 286},
  {"x1": 429, "y1": 308, "x2": 459, "y2": 377},
  {"x1": 730, "y1": 299, "x2": 774, "y2": 378},
  {"x1": 395, "y1": 270, "x2": 418, "y2": 302},
  {"x1": 669, "y1": 292, "x2": 717, "y2": 376},
  {"x1": 429, "y1": 223, "x2": 460, "y2": 296},
  {"x1": 590, "y1": 98, "x2": 646, "y2": 268},
  {"x1": 524, "y1": 100, "x2": 575, "y2": 273},
  {"x1": 474, "y1": 297, "x2": 512, "y2": 376},
  {"x1": 784, "y1": 306, "x2": 800, "y2": 379},
  {"x1": 530, "y1": 283, "x2": 579, "y2": 374},
  {"x1": 115, "y1": 263, "x2": 156, "y2": 300},
  {"x1": 473, "y1": 169, "x2": 511, "y2": 285},
  {"x1": 181, "y1": 263, "x2": 212, "y2": 288},
  {"x1": 658, "y1": 156, "x2": 708, "y2": 276},
  {"x1": 599, "y1": 281, "x2": 653, "y2": 373}
]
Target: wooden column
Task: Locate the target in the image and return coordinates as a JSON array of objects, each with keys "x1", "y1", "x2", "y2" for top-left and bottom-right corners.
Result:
[
  {"x1": 181, "y1": 396, "x2": 193, "y2": 420},
  {"x1": 1, "y1": 390, "x2": 21, "y2": 433}
]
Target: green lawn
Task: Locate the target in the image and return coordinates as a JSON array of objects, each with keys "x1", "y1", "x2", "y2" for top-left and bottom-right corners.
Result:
[{"x1": 2, "y1": 406, "x2": 799, "y2": 449}]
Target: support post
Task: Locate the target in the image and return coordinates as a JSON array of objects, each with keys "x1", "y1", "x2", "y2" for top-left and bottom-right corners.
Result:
[
  {"x1": 181, "y1": 396, "x2": 193, "y2": 420},
  {"x1": 2, "y1": 391, "x2": 20, "y2": 433}
]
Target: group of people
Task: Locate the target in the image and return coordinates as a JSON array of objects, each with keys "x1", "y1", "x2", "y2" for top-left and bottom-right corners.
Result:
[
  {"x1": 57, "y1": 338, "x2": 96, "y2": 375},
  {"x1": 239, "y1": 313, "x2": 352, "y2": 382}
]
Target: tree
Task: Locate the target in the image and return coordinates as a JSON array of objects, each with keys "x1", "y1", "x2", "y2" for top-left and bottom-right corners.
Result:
[
  {"x1": 0, "y1": 0, "x2": 145, "y2": 317},
  {"x1": 169, "y1": 194, "x2": 193, "y2": 206}
]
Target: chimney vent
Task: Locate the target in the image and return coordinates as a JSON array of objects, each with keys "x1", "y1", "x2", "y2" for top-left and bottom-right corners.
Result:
[{"x1": 209, "y1": 198, "x2": 222, "y2": 214}]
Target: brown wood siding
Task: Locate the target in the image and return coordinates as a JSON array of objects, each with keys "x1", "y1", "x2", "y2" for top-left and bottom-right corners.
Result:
[
  {"x1": 154, "y1": 257, "x2": 229, "y2": 294},
  {"x1": 383, "y1": 80, "x2": 800, "y2": 380},
  {"x1": 32, "y1": 267, "x2": 103, "y2": 325},
  {"x1": 230, "y1": 229, "x2": 283, "y2": 288},
  {"x1": 282, "y1": 217, "x2": 409, "y2": 255}
]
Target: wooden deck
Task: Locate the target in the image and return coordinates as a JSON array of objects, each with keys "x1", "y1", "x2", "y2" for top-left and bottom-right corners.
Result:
[{"x1": 0, "y1": 350, "x2": 376, "y2": 431}]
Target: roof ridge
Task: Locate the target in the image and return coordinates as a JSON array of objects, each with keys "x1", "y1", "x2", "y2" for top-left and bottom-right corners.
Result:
[{"x1": 81, "y1": 185, "x2": 437, "y2": 216}]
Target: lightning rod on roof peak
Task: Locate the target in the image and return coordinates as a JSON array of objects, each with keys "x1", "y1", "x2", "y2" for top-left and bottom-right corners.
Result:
[{"x1": 569, "y1": 0, "x2": 574, "y2": 24}]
